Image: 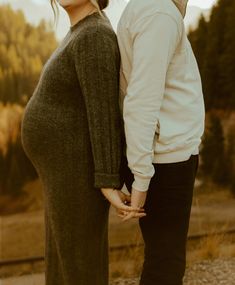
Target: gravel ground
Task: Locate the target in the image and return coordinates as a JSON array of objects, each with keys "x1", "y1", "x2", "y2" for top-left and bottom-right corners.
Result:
[
  {"x1": 110, "y1": 258, "x2": 235, "y2": 285},
  {"x1": 1, "y1": 258, "x2": 234, "y2": 284}
]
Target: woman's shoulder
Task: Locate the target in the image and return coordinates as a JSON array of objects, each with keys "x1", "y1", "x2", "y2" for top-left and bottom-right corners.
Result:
[{"x1": 71, "y1": 12, "x2": 117, "y2": 47}]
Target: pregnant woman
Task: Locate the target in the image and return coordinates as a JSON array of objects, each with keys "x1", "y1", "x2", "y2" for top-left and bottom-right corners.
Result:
[{"x1": 21, "y1": 0, "x2": 144, "y2": 284}]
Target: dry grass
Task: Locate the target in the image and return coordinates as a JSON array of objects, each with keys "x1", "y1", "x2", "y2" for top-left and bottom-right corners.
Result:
[
  {"x1": 195, "y1": 233, "x2": 232, "y2": 259},
  {"x1": 186, "y1": 182, "x2": 235, "y2": 266},
  {"x1": 189, "y1": 182, "x2": 235, "y2": 235},
  {"x1": 187, "y1": 223, "x2": 235, "y2": 266},
  {"x1": 109, "y1": 226, "x2": 235, "y2": 280},
  {"x1": 110, "y1": 232, "x2": 235, "y2": 280},
  {"x1": 1, "y1": 179, "x2": 235, "y2": 278},
  {"x1": 110, "y1": 233, "x2": 144, "y2": 279}
]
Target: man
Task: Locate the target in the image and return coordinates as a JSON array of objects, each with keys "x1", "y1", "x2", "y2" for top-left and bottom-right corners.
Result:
[{"x1": 116, "y1": 0, "x2": 205, "y2": 284}]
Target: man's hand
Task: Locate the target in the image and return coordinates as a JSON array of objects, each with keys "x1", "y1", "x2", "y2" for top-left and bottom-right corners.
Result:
[
  {"x1": 101, "y1": 188, "x2": 146, "y2": 217},
  {"x1": 115, "y1": 190, "x2": 138, "y2": 218},
  {"x1": 120, "y1": 188, "x2": 148, "y2": 221}
]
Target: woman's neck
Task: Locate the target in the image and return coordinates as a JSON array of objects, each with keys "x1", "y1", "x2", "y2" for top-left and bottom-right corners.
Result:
[{"x1": 67, "y1": 3, "x2": 97, "y2": 27}]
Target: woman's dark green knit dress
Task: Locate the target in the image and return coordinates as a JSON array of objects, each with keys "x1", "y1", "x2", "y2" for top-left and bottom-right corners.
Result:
[{"x1": 21, "y1": 12, "x2": 124, "y2": 285}]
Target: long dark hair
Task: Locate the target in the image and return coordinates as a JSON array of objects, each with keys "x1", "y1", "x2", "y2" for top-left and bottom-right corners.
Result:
[{"x1": 97, "y1": 0, "x2": 109, "y2": 10}]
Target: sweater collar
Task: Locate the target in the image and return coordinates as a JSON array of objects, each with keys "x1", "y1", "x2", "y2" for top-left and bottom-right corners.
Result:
[{"x1": 172, "y1": 0, "x2": 188, "y2": 18}]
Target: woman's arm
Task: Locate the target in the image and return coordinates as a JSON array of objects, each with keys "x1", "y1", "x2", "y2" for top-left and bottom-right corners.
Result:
[
  {"x1": 72, "y1": 26, "x2": 145, "y2": 217},
  {"x1": 72, "y1": 26, "x2": 123, "y2": 189}
]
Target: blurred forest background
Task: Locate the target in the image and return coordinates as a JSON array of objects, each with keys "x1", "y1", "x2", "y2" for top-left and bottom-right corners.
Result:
[
  {"x1": 0, "y1": 0, "x2": 235, "y2": 281},
  {"x1": 188, "y1": 0, "x2": 235, "y2": 191},
  {"x1": 0, "y1": 4, "x2": 57, "y2": 210},
  {"x1": 0, "y1": 0, "x2": 234, "y2": 210}
]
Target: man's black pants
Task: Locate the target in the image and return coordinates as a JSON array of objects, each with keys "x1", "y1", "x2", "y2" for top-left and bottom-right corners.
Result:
[{"x1": 123, "y1": 154, "x2": 199, "y2": 285}]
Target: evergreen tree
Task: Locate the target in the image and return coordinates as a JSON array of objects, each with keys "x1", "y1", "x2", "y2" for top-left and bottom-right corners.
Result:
[
  {"x1": 188, "y1": 0, "x2": 235, "y2": 110},
  {"x1": 0, "y1": 4, "x2": 57, "y2": 104},
  {"x1": 201, "y1": 113, "x2": 228, "y2": 185},
  {"x1": 219, "y1": 0, "x2": 235, "y2": 108},
  {"x1": 5, "y1": 142, "x2": 23, "y2": 197},
  {"x1": 188, "y1": 14, "x2": 208, "y2": 71},
  {"x1": 226, "y1": 125, "x2": 235, "y2": 195},
  {"x1": 202, "y1": 0, "x2": 229, "y2": 110},
  {"x1": 0, "y1": 149, "x2": 4, "y2": 194}
]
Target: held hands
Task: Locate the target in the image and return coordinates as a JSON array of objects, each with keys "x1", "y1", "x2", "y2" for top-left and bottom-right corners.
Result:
[
  {"x1": 118, "y1": 188, "x2": 148, "y2": 221},
  {"x1": 100, "y1": 187, "x2": 147, "y2": 222}
]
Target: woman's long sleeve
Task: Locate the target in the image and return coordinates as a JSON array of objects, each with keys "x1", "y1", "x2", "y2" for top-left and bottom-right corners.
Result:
[{"x1": 72, "y1": 26, "x2": 124, "y2": 189}]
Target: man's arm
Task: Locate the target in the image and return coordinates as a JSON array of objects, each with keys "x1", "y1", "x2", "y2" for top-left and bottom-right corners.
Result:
[{"x1": 123, "y1": 12, "x2": 181, "y2": 192}]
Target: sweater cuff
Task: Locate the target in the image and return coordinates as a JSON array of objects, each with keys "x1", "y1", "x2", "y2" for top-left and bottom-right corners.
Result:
[
  {"x1": 94, "y1": 173, "x2": 122, "y2": 189},
  {"x1": 132, "y1": 175, "x2": 151, "y2": 192}
]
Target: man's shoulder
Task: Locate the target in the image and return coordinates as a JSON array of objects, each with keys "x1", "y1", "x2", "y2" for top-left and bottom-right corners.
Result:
[{"x1": 118, "y1": 0, "x2": 182, "y2": 29}]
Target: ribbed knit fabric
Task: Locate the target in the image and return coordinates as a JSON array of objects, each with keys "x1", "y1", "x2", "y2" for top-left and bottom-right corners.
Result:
[{"x1": 21, "y1": 11, "x2": 124, "y2": 285}]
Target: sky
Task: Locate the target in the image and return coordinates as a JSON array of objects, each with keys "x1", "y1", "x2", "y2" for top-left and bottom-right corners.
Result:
[
  {"x1": 32, "y1": 0, "x2": 217, "y2": 9},
  {"x1": 188, "y1": 0, "x2": 217, "y2": 9}
]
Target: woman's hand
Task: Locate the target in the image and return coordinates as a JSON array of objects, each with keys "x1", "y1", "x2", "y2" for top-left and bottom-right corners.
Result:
[
  {"x1": 120, "y1": 188, "x2": 148, "y2": 221},
  {"x1": 101, "y1": 188, "x2": 146, "y2": 218}
]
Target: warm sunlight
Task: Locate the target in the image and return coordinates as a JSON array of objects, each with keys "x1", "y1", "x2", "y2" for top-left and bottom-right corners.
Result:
[{"x1": 1, "y1": 0, "x2": 235, "y2": 284}]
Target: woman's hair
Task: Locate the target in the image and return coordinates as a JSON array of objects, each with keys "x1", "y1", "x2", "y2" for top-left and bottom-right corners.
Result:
[
  {"x1": 50, "y1": 0, "x2": 59, "y2": 25},
  {"x1": 90, "y1": 0, "x2": 109, "y2": 10},
  {"x1": 50, "y1": 0, "x2": 109, "y2": 25}
]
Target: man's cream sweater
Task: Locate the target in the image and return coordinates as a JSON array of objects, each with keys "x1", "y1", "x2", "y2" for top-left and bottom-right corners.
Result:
[{"x1": 117, "y1": 0, "x2": 205, "y2": 192}]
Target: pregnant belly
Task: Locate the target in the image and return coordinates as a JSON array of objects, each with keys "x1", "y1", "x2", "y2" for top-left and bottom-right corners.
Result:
[
  {"x1": 21, "y1": 96, "x2": 89, "y2": 173},
  {"x1": 21, "y1": 99, "x2": 61, "y2": 170}
]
